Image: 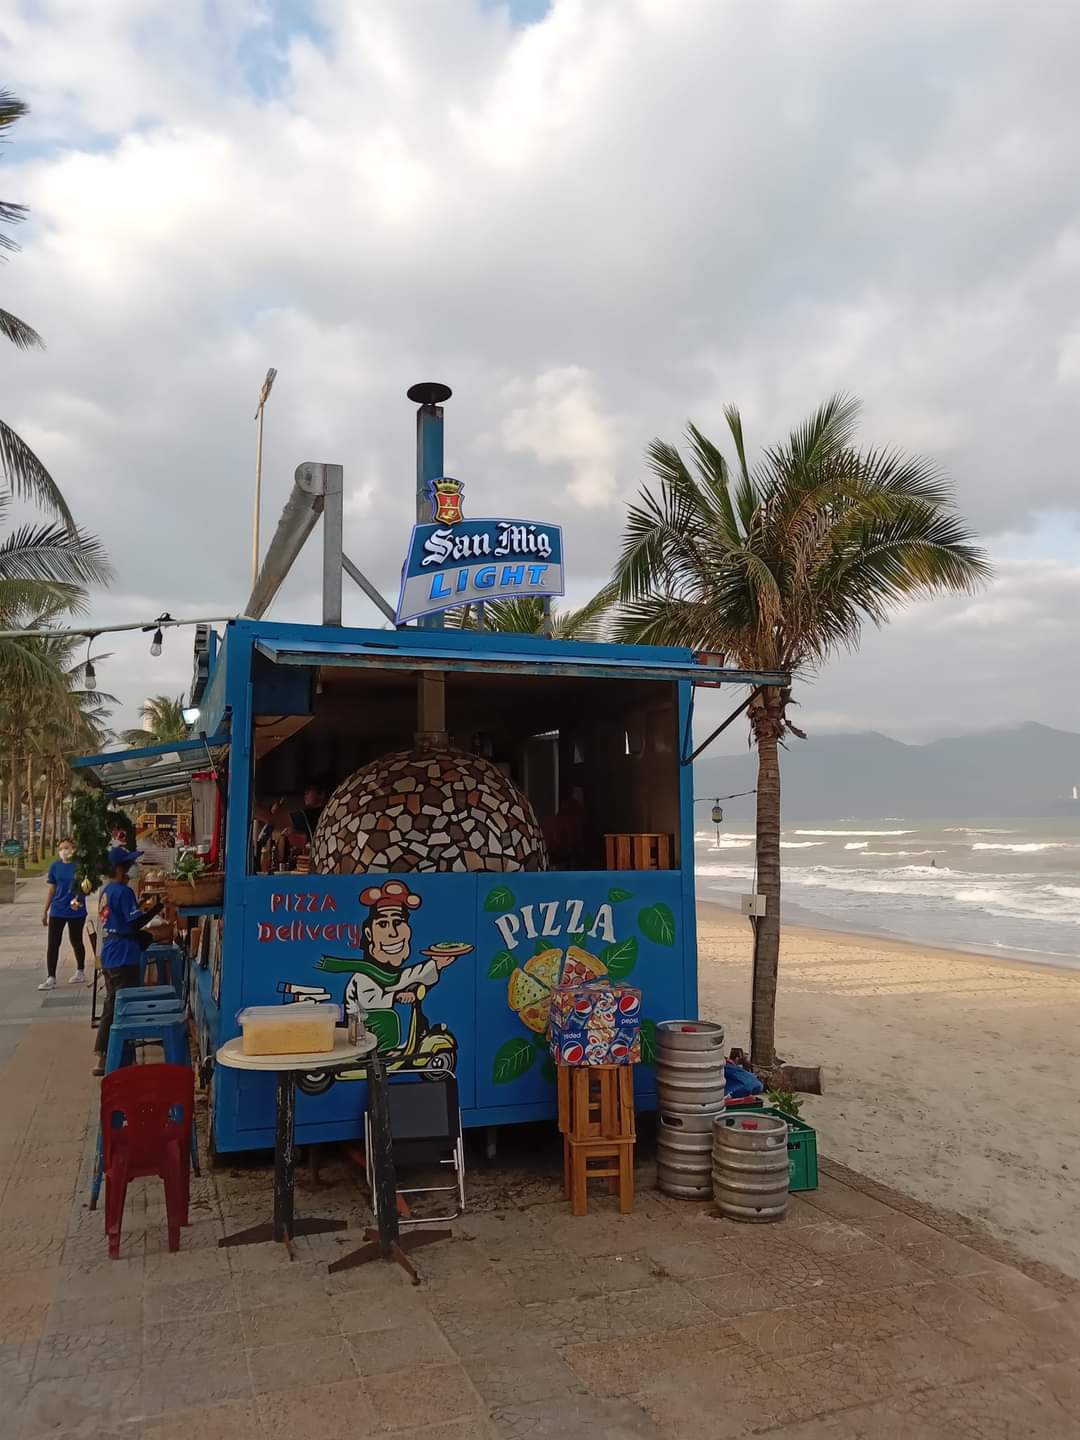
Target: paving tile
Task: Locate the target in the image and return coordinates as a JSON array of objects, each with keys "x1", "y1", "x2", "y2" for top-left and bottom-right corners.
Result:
[
  {"x1": 373, "y1": 1421, "x2": 499, "y2": 1440},
  {"x1": 56, "y1": 1256, "x2": 145, "y2": 1300},
  {"x1": 524, "y1": 1281, "x2": 716, "y2": 1344},
  {"x1": 365, "y1": 1359, "x2": 483, "y2": 1430},
  {"x1": 561, "y1": 1319, "x2": 746, "y2": 1397},
  {"x1": 241, "y1": 1294, "x2": 342, "y2": 1349},
  {"x1": 144, "y1": 1242, "x2": 232, "y2": 1286},
  {"x1": 142, "y1": 1275, "x2": 239, "y2": 1323},
  {"x1": 632, "y1": 1357, "x2": 796, "y2": 1438},
  {"x1": 639, "y1": 1238, "x2": 751, "y2": 1281},
  {"x1": 141, "y1": 1350, "x2": 254, "y2": 1413},
  {"x1": 893, "y1": 1278, "x2": 1003, "y2": 1337},
  {"x1": 500, "y1": 1252, "x2": 659, "y2": 1302},
  {"x1": 1017, "y1": 1358, "x2": 1080, "y2": 1425},
  {"x1": 687, "y1": 1258, "x2": 845, "y2": 1316},
  {"x1": 782, "y1": 1220, "x2": 885, "y2": 1258},
  {"x1": 800, "y1": 1178, "x2": 895, "y2": 1222},
  {"x1": 329, "y1": 1282, "x2": 433, "y2": 1333},
  {"x1": 144, "y1": 1309, "x2": 247, "y2": 1363},
  {"x1": 737, "y1": 1286, "x2": 919, "y2": 1358},
  {"x1": 346, "y1": 1317, "x2": 456, "y2": 1376},
  {"x1": 31, "y1": 1321, "x2": 142, "y2": 1380},
  {"x1": 232, "y1": 1260, "x2": 328, "y2": 1309},
  {"x1": 135, "y1": 1398, "x2": 262, "y2": 1440},
  {"x1": 831, "y1": 1247, "x2": 937, "y2": 1294},
  {"x1": 953, "y1": 1266, "x2": 1060, "y2": 1317},
  {"x1": 850, "y1": 1213, "x2": 949, "y2": 1248},
  {"x1": 493, "y1": 1392, "x2": 662, "y2": 1439},
  {"x1": 903, "y1": 1236, "x2": 1003, "y2": 1279},
  {"x1": 254, "y1": 1378, "x2": 376, "y2": 1438},
  {"x1": 459, "y1": 1332, "x2": 588, "y2": 1408},
  {"x1": 248, "y1": 1334, "x2": 358, "y2": 1395},
  {"x1": 15, "y1": 1364, "x2": 144, "y2": 1436}
]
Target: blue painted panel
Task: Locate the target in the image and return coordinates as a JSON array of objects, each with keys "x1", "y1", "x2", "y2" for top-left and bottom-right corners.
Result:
[
  {"x1": 473, "y1": 871, "x2": 687, "y2": 1114},
  {"x1": 212, "y1": 868, "x2": 692, "y2": 1151}
]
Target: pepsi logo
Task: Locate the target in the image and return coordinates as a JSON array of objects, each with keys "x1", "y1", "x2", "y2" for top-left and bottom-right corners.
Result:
[
  {"x1": 618, "y1": 993, "x2": 641, "y2": 1014},
  {"x1": 574, "y1": 999, "x2": 593, "y2": 1014},
  {"x1": 610, "y1": 1043, "x2": 628, "y2": 1059},
  {"x1": 561, "y1": 1042, "x2": 584, "y2": 1064}
]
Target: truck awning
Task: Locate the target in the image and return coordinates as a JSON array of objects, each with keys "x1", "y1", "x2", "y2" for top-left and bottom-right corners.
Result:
[
  {"x1": 71, "y1": 734, "x2": 229, "y2": 802},
  {"x1": 253, "y1": 638, "x2": 788, "y2": 689}
]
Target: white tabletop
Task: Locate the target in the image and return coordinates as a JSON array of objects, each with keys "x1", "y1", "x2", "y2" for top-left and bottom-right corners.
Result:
[{"x1": 216, "y1": 1033, "x2": 377, "y2": 1073}]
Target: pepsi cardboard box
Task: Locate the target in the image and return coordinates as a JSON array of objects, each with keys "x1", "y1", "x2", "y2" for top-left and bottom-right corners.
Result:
[{"x1": 549, "y1": 982, "x2": 642, "y2": 1065}]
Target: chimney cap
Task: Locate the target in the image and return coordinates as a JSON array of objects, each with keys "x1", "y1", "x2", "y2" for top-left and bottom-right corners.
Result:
[{"x1": 407, "y1": 381, "x2": 452, "y2": 406}]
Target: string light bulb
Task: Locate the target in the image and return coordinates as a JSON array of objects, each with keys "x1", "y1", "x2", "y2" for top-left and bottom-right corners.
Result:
[
  {"x1": 150, "y1": 628, "x2": 163, "y2": 657},
  {"x1": 84, "y1": 635, "x2": 97, "y2": 690}
]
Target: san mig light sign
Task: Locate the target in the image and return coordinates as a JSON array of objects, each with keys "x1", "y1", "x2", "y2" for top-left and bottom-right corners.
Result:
[{"x1": 396, "y1": 477, "x2": 564, "y2": 625}]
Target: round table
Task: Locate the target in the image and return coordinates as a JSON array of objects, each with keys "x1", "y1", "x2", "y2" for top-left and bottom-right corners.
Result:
[{"x1": 216, "y1": 1032, "x2": 376, "y2": 1248}]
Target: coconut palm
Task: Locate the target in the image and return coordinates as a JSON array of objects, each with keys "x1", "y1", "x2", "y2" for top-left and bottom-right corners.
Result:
[
  {"x1": 613, "y1": 395, "x2": 990, "y2": 1067},
  {"x1": 122, "y1": 694, "x2": 188, "y2": 747},
  {"x1": 444, "y1": 583, "x2": 616, "y2": 640},
  {"x1": 0, "y1": 90, "x2": 111, "y2": 678}
]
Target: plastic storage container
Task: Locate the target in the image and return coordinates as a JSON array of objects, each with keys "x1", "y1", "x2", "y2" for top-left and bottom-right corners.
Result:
[{"x1": 237, "y1": 1004, "x2": 341, "y2": 1056}]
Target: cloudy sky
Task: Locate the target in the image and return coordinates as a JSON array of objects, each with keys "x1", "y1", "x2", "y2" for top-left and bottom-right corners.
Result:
[{"x1": 3, "y1": 0, "x2": 1079, "y2": 753}]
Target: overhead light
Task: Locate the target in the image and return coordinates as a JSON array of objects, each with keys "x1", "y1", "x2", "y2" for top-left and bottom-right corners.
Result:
[
  {"x1": 150, "y1": 628, "x2": 163, "y2": 657},
  {"x1": 182, "y1": 706, "x2": 201, "y2": 726},
  {"x1": 84, "y1": 635, "x2": 97, "y2": 689}
]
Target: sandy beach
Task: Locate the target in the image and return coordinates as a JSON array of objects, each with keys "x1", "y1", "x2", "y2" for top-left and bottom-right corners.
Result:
[{"x1": 696, "y1": 900, "x2": 1080, "y2": 1278}]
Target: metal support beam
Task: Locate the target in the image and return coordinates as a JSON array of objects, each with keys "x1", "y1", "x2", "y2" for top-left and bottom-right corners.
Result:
[
  {"x1": 342, "y1": 554, "x2": 397, "y2": 625},
  {"x1": 684, "y1": 688, "x2": 763, "y2": 765},
  {"x1": 245, "y1": 462, "x2": 330, "y2": 620},
  {"x1": 321, "y1": 463, "x2": 344, "y2": 627}
]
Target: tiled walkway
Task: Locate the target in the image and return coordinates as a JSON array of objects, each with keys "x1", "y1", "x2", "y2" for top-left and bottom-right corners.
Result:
[{"x1": 2, "y1": 889, "x2": 1078, "y2": 1439}]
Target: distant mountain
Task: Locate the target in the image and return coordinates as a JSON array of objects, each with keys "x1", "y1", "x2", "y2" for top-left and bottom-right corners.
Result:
[{"x1": 694, "y1": 722, "x2": 1080, "y2": 821}]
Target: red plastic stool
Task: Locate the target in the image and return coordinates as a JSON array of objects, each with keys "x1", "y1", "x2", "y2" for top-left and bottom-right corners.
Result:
[{"x1": 101, "y1": 1063, "x2": 193, "y2": 1259}]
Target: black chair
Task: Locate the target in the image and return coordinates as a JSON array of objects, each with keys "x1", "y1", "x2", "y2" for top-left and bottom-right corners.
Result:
[{"x1": 365, "y1": 1074, "x2": 466, "y2": 1226}]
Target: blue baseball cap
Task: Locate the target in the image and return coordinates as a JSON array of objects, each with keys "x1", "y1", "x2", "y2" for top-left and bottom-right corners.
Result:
[{"x1": 108, "y1": 846, "x2": 143, "y2": 868}]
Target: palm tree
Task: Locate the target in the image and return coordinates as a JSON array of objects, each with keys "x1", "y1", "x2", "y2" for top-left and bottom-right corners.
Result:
[
  {"x1": 613, "y1": 395, "x2": 990, "y2": 1068},
  {"x1": 444, "y1": 584, "x2": 616, "y2": 640},
  {"x1": 122, "y1": 694, "x2": 188, "y2": 747},
  {"x1": 0, "y1": 90, "x2": 111, "y2": 677}
]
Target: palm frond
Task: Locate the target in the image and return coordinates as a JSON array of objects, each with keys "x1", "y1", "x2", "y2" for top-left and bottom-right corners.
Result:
[
  {"x1": 0, "y1": 307, "x2": 43, "y2": 349},
  {"x1": 0, "y1": 421, "x2": 75, "y2": 527},
  {"x1": 0, "y1": 522, "x2": 112, "y2": 592}
]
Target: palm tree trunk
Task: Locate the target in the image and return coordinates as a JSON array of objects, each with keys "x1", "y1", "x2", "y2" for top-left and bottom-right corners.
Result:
[
  {"x1": 26, "y1": 753, "x2": 37, "y2": 863},
  {"x1": 750, "y1": 694, "x2": 784, "y2": 1069}
]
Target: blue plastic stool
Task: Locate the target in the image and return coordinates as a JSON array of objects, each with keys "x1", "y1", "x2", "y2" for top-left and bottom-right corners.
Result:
[
  {"x1": 143, "y1": 945, "x2": 185, "y2": 1001},
  {"x1": 89, "y1": 1015, "x2": 199, "y2": 1209},
  {"x1": 120, "y1": 983, "x2": 176, "y2": 1005},
  {"x1": 114, "y1": 997, "x2": 184, "y2": 1023}
]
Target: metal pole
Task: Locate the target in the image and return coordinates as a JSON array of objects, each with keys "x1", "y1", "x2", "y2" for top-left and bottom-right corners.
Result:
[
  {"x1": 252, "y1": 368, "x2": 278, "y2": 587},
  {"x1": 321, "y1": 464, "x2": 344, "y2": 627},
  {"x1": 416, "y1": 404, "x2": 444, "y2": 633}
]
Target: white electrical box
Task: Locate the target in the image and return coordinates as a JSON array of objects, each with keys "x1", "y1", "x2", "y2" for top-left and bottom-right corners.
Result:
[{"x1": 740, "y1": 893, "x2": 767, "y2": 917}]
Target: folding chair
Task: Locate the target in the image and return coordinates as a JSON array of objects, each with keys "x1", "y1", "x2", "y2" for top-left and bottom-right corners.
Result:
[{"x1": 365, "y1": 1075, "x2": 465, "y2": 1226}]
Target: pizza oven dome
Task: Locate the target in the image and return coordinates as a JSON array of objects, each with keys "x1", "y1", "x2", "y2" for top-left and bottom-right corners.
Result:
[{"x1": 311, "y1": 746, "x2": 548, "y2": 875}]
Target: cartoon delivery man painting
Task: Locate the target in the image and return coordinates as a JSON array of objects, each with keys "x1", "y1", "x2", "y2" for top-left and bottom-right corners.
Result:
[{"x1": 315, "y1": 879, "x2": 469, "y2": 1075}]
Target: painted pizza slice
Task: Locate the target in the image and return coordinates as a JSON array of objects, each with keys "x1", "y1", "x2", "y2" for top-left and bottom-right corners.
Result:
[
  {"x1": 560, "y1": 944, "x2": 609, "y2": 987},
  {"x1": 421, "y1": 940, "x2": 475, "y2": 959},
  {"x1": 517, "y1": 1000, "x2": 550, "y2": 1035},
  {"x1": 524, "y1": 947, "x2": 563, "y2": 991},
  {"x1": 507, "y1": 967, "x2": 549, "y2": 1014}
]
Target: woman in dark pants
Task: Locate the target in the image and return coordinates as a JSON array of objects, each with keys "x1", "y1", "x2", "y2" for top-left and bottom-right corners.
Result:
[
  {"x1": 92, "y1": 847, "x2": 162, "y2": 1077},
  {"x1": 39, "y1": 838, "x2": 87, "y2": 990}
]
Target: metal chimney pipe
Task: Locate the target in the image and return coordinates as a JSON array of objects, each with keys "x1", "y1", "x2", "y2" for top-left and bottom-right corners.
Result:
[{"x1": 406, "y1": 382, "x2": 452, "y2": 629}]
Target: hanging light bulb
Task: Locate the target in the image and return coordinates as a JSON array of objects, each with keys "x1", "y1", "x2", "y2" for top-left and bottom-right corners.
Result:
[
  {"x1": 711, "y1": 802, "x2": 724, "y2": 826},
  {"x1": 150, "y1": 628, "x2": 163, "y2": 657},
  {"x1": 84, "y1": 635, "x2": 97, "y2": 690}
]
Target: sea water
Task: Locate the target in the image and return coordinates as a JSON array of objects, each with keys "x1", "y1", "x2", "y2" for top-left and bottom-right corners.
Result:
[{"x1": 695, "y1": 818, "x2": 1080, "y2": 968}]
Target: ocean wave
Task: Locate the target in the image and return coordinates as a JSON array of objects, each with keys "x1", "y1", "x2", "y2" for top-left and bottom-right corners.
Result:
[
  {"x1": 862, "y1": 849, "x2": 936, "y2": 857},
  {"x1": 794, "y1": 828, "x2": 915, "y2": 836},
  {"x1": 944, "y1": 827, "x2": 1018, "y2": 835},
  {"x1": 780, "y1": 841, "x2": 826, "y2": 849},
  {"x1": 971, "y1": 842, "x2": 1069, "y2": 853},
  {"x1": 844, "y1": 842, "x2": 868, "y2": 850}
]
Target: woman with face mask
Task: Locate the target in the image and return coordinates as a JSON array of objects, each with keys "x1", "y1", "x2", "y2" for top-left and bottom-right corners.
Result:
[{"x1": 39, "y1": 838, "x2": 88, "y2": 990}]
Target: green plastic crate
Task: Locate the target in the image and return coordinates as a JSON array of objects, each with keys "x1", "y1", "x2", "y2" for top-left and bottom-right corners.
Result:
[{"x1": 731, "y1": 1103, "x2": 818, "y2": 1192}]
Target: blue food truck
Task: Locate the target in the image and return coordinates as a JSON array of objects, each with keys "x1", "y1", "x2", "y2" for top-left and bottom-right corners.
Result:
[{"x1": 75, "y1": 392, "x2": 784, "y2": 1156}]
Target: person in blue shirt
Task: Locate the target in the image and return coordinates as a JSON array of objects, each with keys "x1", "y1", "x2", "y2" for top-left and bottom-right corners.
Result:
[
  {"x1": 39, "y1": 838, "x2": 88, "y2": 991},
  {"x1": 92, "y1": 846, "x2": 163, "y2": 1077}
]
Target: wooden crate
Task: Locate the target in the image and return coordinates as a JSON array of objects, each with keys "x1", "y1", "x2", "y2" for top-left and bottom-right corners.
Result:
[
  {"x1": 557, "y1": 1065, "x2": 635, "y2": 1141},
  {"x1": 603, "y1": 832, "x2": 674, "y2": 871}
]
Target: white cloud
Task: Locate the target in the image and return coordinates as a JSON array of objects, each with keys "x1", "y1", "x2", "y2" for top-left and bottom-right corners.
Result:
[{"x1": 2, "y1": 0, "x2": 1079, "y2": 737}]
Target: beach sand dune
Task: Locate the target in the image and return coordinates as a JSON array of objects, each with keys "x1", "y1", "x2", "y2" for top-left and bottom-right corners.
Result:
[{"x1": 697, "y1": 901, "x2": 1080, "y2": 1277}]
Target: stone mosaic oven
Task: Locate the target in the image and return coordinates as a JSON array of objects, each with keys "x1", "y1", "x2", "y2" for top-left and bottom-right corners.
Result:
[{"x1": 311, "y1": 746, "x2": 548, "y2": 875}]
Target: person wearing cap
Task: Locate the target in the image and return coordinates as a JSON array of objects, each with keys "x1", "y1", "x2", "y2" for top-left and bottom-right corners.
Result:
[
  {"x1": 92, "y1": 846, "x2": 163, "y2": 1077},
  {"x1": 335, "y1": 881, "x2": 458, "y2": 1051},
  {"x1": 39, "y1": 837, "x2": 88, "y2": 990}
]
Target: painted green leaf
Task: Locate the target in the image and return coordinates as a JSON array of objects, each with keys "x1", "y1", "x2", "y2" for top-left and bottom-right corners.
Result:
[
  {"x1": 608, "y1": 887, "x2": 633, "y2": 904},
  {"x1": 540, "y1": 1054, "x2": 557, "y2": 1086},
  {"x1": 487, "y1": 949, "x2": 515, "y2": 980},
  {"x1": 601, "y1": 935, "x2": 639, "y2": 981},
  {"x1": 535, "y1": 937, "x2": 552, "y2": 955},
  {"x1": 568, "y1": 934, "x2": 585, "y2": 948},
  {"x1": 484, "y1": 885, "x2": 516, "y2": 914},
  {"x1": 492, "y1": 1036, "x2": 536, "y2": 1085},
  {"x1": 640, "y1": 1017, "x2": 657, "y2": 1066},
  {"x1": 638, "y1": 902, "x2": 676, "y2": 947}
]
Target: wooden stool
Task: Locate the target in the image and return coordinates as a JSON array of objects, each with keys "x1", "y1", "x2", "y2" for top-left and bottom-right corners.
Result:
[
  {"x1": 557, "y1": 1065, "x2": 635, "y2": 1141},
  {"x1": 604, "y1": 833, "x2": 674, "y2": 870},
  {"x1": 564, "y1": 1137, "x2": 635, "y2": 1216}
]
